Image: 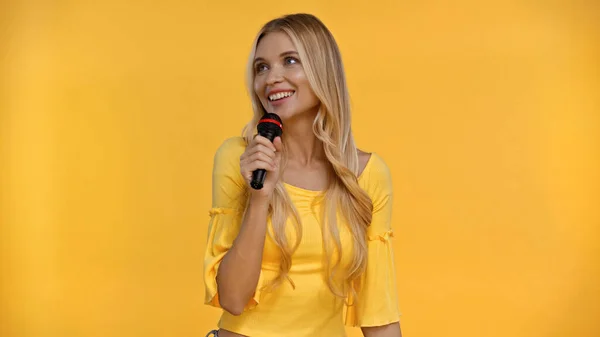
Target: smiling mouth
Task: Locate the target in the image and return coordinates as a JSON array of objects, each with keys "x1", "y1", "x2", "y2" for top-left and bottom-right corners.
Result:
[{"x1": 268, "y1": 91, "x2": 295, "y2": 101}]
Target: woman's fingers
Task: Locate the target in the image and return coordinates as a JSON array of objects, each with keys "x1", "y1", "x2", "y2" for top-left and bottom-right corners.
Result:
[
  {"x1": 272, "y1": 136, "x2": 282, "y2": 152},
  {"x1": 247, "y1": 144, "x2": 276, "y2": 160},
  {"x1": 240, "y1": 135, "x2": 282, "y2": 193},
  {"x1": 253, "y1": 135, "x2": 277, "y2": 152},
  {"x1": 243, "y1": 159, "x2": 276, "y2": 173}
]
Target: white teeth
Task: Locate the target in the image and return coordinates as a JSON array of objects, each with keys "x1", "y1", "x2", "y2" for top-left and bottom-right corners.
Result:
[{"x1": 269, "y1": 91, "x2": 294, "y2": 101}]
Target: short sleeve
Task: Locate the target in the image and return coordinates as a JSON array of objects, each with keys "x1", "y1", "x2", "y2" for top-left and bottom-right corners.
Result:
[
  {"x1": 345, "y1": 153, "x2": 402, "y2": 327},
  {"x1": 203, "y1": 137, "x2": 266, "y2": 310}
]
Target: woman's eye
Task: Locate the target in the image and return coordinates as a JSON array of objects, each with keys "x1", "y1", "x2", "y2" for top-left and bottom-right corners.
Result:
[
  {"x1": 284, "y1": 57, "x2": 299, "y2": 65},
  {"x1": 255, "y1": 64, "x2": 268, "y2": 73}
]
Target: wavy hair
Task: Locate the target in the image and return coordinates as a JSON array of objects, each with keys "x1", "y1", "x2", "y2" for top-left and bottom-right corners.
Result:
[{"x1": 242, "y1": 13, "x2": 373, "y2": 305}]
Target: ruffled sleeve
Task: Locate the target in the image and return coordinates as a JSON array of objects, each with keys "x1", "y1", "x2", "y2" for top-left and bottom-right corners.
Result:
[
  {"x1": 345, "y1": 153, "x2": 402, "y2": 327},
  {"x1": 203, "y1": 137, "x2": 265, "y2": 311}
]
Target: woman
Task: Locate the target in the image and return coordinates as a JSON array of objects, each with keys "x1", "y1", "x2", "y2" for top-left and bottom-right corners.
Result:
[{"x1": 204, "y1": 13, "x2": 402, "y2": 337}]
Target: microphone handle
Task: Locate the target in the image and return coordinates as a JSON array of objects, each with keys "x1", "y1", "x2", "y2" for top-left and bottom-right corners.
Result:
[
  {"x1": 250, "y1": 169, "x2": 267, "y2": 190},
  {"x1": 250, "y1": 129, "x2": 278, "y2": 190}
]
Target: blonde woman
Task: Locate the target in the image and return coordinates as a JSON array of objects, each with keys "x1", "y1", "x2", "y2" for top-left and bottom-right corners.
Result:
[{"x1": 204, "y1": 13, "x2": 402, "y2": 337}]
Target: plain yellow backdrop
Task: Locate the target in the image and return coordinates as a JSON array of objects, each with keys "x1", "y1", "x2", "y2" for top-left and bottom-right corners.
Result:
[{"x1": 1, "y1": 1, "x2": 599, "y2": 337}]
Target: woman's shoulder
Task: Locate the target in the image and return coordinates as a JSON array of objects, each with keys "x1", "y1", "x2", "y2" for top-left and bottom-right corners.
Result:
[
  {"x1": 357, "y1": 149, "x2": 372, "y2": 177},
  {"x1": 212, "y1": 136, "x2": 247, "y2": 176},
  {"x1": 211, "y1": 137, "x2": 248, "y2": 208},
  {"x1": 215, "y1": 136, "x2": 247, "y2": 156},
  {"x1": 357, "y1": 149, "x2": 391, "y2": 178},
  {"x1": 357, "y1": 149, "x2": 392, "y2": 196},
  {"x1": 213, "y1": 136, "x2": 248, "y2": 167}
]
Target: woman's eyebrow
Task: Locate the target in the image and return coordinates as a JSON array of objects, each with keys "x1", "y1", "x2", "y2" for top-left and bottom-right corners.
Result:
[{"x1": 253, "y1": 51, "x2": 299, "y2": 65}]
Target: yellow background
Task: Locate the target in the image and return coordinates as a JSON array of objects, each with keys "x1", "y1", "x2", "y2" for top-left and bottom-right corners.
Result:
[{"x1": 1, "y1": 1, "x2": 599, "y2": 336}]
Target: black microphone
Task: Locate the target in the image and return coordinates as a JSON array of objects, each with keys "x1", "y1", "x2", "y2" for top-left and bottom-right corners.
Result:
[{"x1": 250, "y1": 113, "x2": 283, "y2": 190}]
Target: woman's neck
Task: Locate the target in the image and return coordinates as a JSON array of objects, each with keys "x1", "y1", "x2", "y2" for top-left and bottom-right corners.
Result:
[{"x1": 282, "y1": 113, "x2": 325, "y2": 167}]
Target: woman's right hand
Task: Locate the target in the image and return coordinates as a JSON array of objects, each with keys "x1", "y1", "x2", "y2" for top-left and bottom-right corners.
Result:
[{"x1": 239, "y1": 135, "x2": 283, "y2": 199}]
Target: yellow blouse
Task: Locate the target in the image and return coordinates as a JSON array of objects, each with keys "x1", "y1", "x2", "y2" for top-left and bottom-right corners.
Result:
[{"x1": 204, "y1": 137, "x2": 401, "y2": 337}]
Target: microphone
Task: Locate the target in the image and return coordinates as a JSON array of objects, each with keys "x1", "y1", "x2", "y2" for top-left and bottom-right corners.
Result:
[{"x1": 250, "y1": 113, "x2": 283, "y2": 190}]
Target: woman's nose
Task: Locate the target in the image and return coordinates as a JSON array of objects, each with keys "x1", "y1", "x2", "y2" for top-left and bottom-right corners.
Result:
[{"x1": 265, "y1": 65, "x2": 284, "y2": 85}]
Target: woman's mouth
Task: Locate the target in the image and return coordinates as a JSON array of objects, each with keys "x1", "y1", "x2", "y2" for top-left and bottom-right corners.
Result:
[{"x1": 268, "y1": 91, "x2": 295, "y2": 104}]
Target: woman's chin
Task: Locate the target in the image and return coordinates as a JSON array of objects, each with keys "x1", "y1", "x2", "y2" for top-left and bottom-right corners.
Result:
[
  {"x1": 266, "y1": 104, "x2": 318, "y2": 123},
  {"x1": 270, "y1": 107, "x2": 294, "y2": 120}
]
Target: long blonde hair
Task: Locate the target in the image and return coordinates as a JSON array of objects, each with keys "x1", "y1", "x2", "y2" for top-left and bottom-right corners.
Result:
[{"x1": 242, "y1": 13, "x2": 373, "y2": 305}]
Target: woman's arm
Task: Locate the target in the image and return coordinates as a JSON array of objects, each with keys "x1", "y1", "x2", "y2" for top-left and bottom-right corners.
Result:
[
  {"x1": 361, "y1": 322, "x2": 402, "y2": 337},
  {"x1": 215, "y1": 194, "x2": 270, "y2": 316},
  {"x1": 214, "y1": 135, "x2": 282, "y2": 316}
]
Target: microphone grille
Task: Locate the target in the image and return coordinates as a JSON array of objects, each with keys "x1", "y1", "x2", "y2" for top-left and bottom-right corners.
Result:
[{"x1": 258, "y1": 113, "x2": 283, "y2": 129}]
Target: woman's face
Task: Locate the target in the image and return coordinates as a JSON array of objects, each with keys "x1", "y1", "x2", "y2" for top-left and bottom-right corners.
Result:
[{"x1": 253, "y1": 32, "x2": 320, "y2": 121}]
